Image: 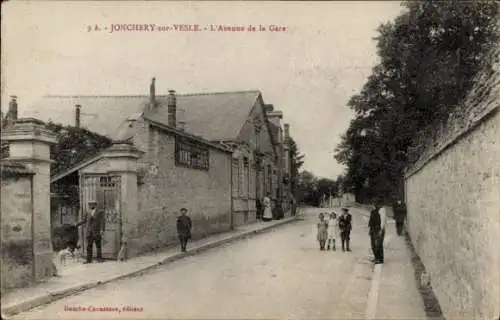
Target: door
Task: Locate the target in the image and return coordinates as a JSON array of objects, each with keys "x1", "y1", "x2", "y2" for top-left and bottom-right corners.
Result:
[{"x1": 80, "y1": 175, "x2": 122, "y2": 260}]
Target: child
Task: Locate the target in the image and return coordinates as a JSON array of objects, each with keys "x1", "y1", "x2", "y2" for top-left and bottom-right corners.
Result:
[
  {"x1": 176, "y1": 208, "x2": 192, "y2": 252},
  {"x1": 317, "y1": 213, "x2": 328, "y2": 251},
  {"x1": 327, "y1": 212, "x2": 338, "y2": 251}
]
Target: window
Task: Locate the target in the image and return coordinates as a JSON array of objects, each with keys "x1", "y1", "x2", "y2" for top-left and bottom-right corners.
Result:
[
  {"x1": 175, "y1": 137, "x2": 210, "y2": 171},
  {"x1": 99, "y1": 176, "x2": 113, "y2": 187},
  {"x1": 238, "y1": 159, "x2": 244, "y2": 196},
  {"x1": 243, "y1": 158, "x2": 249, "y2": 197},
  {"x1": 267, "y1": 164, "x2": 272, "y2": 195},
  {"x1": 232, "y1": 159, "x2": 239, "y2": 196}
]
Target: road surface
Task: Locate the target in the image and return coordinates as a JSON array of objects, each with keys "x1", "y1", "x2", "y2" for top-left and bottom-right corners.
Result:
[{"x1": 14, "y1": 207, "x2": 378, "y2": 319}]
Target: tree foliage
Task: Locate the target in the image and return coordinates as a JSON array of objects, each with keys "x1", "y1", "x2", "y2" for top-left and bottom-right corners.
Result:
[
  {"x1": 335, "y1": 1, "x2": 499, "y2": 204},
  {"x1": 46, "y1": 122, "x2": 113, "y2": 176},
  {"x1": 296, "y1": 170, "x2": 338, "y2": 206},
  {"x1": 287, "y1": 136, "x2": 305, "y2": 196}
]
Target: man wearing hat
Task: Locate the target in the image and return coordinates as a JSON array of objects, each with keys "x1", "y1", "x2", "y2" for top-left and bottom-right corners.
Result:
[
  {"x1": 76, "y1": 200, "x2": 105, "y2": 263},
  {"x1": 338, "y1": 207, "x2": 352, "y2": 252}
]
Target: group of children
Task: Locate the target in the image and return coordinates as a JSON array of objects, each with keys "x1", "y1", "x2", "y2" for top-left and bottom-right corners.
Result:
[
  {"x1": 317, "y1": 212, "x2": 340, "y2": 251},
  {"x1": 317, "y1": 208, "x2": 352, "y2": 251}
]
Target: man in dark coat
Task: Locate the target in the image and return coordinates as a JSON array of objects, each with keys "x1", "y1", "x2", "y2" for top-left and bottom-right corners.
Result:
[
  {"x1": 369, "y1": 198, "x2": 387, "y2": 264},
  {"x1": 393, "y1": 200, "x2": 407, "y2": 236},
  {"x1": 177, "y1": 208, "x2": 192, "y2": 252},
  {"x1": 256, "y1": 199, "x2": 263, "y2": 220},
  {"x1": 338, "y1": 207, "x2": 352, "y2": 252},
  {"x1": 368, "y1": 203, "x2": 382, "y2": 263},
  {"x1": 76, "y1": 200, "x2": 105, "y2": 263}
]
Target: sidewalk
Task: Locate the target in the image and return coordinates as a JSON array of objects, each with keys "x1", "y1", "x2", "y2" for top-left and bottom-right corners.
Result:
[
  {"x1": 349, "y1": 207, "x2": 427, "y2": 319},
  {"x1": 374, "y1": 223, "x2": 427, "y2": 319},
  {"x1": 1, "y1": 216, "x2": 297, "y2": 318}
]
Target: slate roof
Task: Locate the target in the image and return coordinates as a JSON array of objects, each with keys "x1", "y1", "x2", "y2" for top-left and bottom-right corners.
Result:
[
  {"x1": 23, "y1": 96, "x2": 147, "y2": 139},
  {"x1": 149, "y1": 91, "x2": 261, "y2": 141},
  {"x1": 24, "y1": 91, "x2": 262, "y2": 142}
]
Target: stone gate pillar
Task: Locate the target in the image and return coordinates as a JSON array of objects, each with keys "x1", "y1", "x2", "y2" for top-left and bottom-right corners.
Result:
[
  {"x1": 100, "y1": 141, "x2": 143, "y2": 257},
  {"x1": 2, "y1": 118, "x2": 56, "y2": 280}
]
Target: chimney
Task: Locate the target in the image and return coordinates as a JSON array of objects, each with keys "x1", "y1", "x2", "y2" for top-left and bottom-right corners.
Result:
[
  {"x1": 9, "y1": 95, "x2": 18, "y2": 121},
  {"x1": 75, "y1": 104, "x2": 81, "y2": 128},
  {"x1": 284, "y1": 123, "x2": 290, "y2": 140},
  {"x1": 167, "y1": 89, "x2": 176, "y2": 127},
  {"x1": 177, "y1": 108, "x2": 186, "y2": 131},
  {"x1": 149, "y1": 77, "x2": 156, "y2": 108},
  {"x1": 266, "y1": 107, "x2": 283, "y2": 126}
]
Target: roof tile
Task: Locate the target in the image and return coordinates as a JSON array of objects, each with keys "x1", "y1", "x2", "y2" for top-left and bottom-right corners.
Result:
[{"x1": 24, "y1": 91, "x2": 261, "y2": 141}]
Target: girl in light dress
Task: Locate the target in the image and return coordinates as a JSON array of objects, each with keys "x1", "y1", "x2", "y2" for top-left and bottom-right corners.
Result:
[
  {"x1": 262, "y1": 193, "x2": 273, "y2": 222},
  {"x1": 327, "y1": 212, "x2": 339, "y2": 251},
  {"x1": 317, "y1": 213, "x2": 328, "y2": 250}
]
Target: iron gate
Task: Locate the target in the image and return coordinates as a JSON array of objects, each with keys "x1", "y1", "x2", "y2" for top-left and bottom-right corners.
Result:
[{"x1": 80, "y1": 175, "x2": 122, "y2": 260}]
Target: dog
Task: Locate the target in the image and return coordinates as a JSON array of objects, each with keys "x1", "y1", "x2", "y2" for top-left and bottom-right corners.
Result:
[
  {"x1": 52, "y1": 224, "x2": 79, "y2": 252},
  {"x1": 56, "y1": 247, "x2": 74, "y2": 266}
]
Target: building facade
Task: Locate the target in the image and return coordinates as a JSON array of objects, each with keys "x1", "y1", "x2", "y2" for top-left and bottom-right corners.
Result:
[{"x1": 15, "y1": 78, "x2": 294, "y2": 258}]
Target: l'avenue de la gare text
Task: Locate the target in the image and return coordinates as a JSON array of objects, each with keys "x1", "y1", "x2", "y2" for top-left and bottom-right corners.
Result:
[{"x1": 108, "y1": 24, "x2": 287, "y2": 33}]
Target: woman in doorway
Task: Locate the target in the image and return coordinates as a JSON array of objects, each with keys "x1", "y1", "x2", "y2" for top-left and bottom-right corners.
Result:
[{"x1": 262, "y1": 193, "x2": 273, "y2": 222}]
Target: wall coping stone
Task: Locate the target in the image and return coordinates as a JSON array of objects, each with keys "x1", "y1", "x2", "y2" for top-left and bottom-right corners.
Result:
[
  {"x1": 405, "y1": 105, "x2": 499, "y2": 179},
  {"x1": 51, "y1": 141, "x2": 144, "y2": 182},
  {"x1": 1, "y1": 118, "x2": 56, "y2": 145},
  {"x1": 0, "y1": 160, "x2": 35, "y2": 176}
]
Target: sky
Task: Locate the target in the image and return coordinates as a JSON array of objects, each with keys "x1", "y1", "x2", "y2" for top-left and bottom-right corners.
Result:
[{"x1": 2, "y1": 1, "x2": 404, "y2": 179}]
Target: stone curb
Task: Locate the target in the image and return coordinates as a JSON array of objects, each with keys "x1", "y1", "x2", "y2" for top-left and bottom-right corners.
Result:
[{"x1": 1, "y1": 217, "x2": 298, "y2": 318}]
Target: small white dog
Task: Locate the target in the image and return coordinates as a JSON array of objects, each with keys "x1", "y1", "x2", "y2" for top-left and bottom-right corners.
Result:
[{"x1": 56, "y1": 247, "x2": 73, "y2": 266}]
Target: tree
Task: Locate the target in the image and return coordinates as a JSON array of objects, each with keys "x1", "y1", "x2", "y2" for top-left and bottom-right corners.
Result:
[
  {"x1": 296, "y1": 170, "x2": 317, "y2": 205},
  {"x1": 46, "y1": 122, "x2": 113, "y2": 176},
  {"x1": 334, "y1": 1, "x2": 499, "y2": 204},
  {"x1": 287, "y1": 136, "x2": 305, "y2": 198},
  {"x1": 296, "y1": 170, "x2": 338, "y2": 206}
]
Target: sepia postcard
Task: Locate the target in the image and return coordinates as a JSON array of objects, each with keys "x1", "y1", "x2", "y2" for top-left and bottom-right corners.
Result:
[{"x1": 1, "y1": 1, "x2": 499, "y2": 319}]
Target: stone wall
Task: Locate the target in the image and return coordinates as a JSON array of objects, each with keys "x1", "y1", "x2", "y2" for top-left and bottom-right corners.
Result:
[
  {"x1": 404, "y1": 48, "x2": 500, "y2": 319},
  {"x1": 132, "y1": 125, "x2": 232, "y2": 256},
  {"x1": 1, "y1": 166, "x2": 34, "y2": 291}
]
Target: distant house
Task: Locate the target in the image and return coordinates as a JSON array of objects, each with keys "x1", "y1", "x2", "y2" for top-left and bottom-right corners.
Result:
[
  {"x1": 19, "y1": 78, "x2": 294, "y2": 257},
  {"x1": 159, "y1": 90, "x2": 294, "y2": 225}
]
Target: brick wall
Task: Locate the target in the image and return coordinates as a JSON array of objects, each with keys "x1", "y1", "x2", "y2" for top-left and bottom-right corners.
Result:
[
  {"x1": 1, "y1": 174, "x2": 34, "y2": 291},
  {"x1": 404, "y1": 49, "x2": 500, "y2": 319},
  {"x1": 130, "y1": 125, "x2": 232, "y2": 255}
]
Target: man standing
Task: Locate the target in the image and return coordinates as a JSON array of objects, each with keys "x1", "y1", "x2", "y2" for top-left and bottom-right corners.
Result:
[
  {"x1": 77, "y1": 200, "x2": 105, "y2": 264},
  {"x1": 369, "y1": 199, "x2": 387, "y2": 264},
  {"x1": 368, "y1": 202, "x2": 381, "y2": 263},
  {"x1": 256, "y1": 199, "x2": 263, "y2": 220},
  {"x1": 176, "y1": 208, "x2": 192, "y2": 252},
  {"x1": 338, "y1": 207, "x2": 352, "y2": 252},
  {"x1": 291, "y1": 195, "x2": 297, "y2": 216},
  {"x1": 377, "y1": 203, "x2": 388, "y2": 263},
  {"x1": 393, "y1": 200, "x2": 407, "y2": 236}
]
